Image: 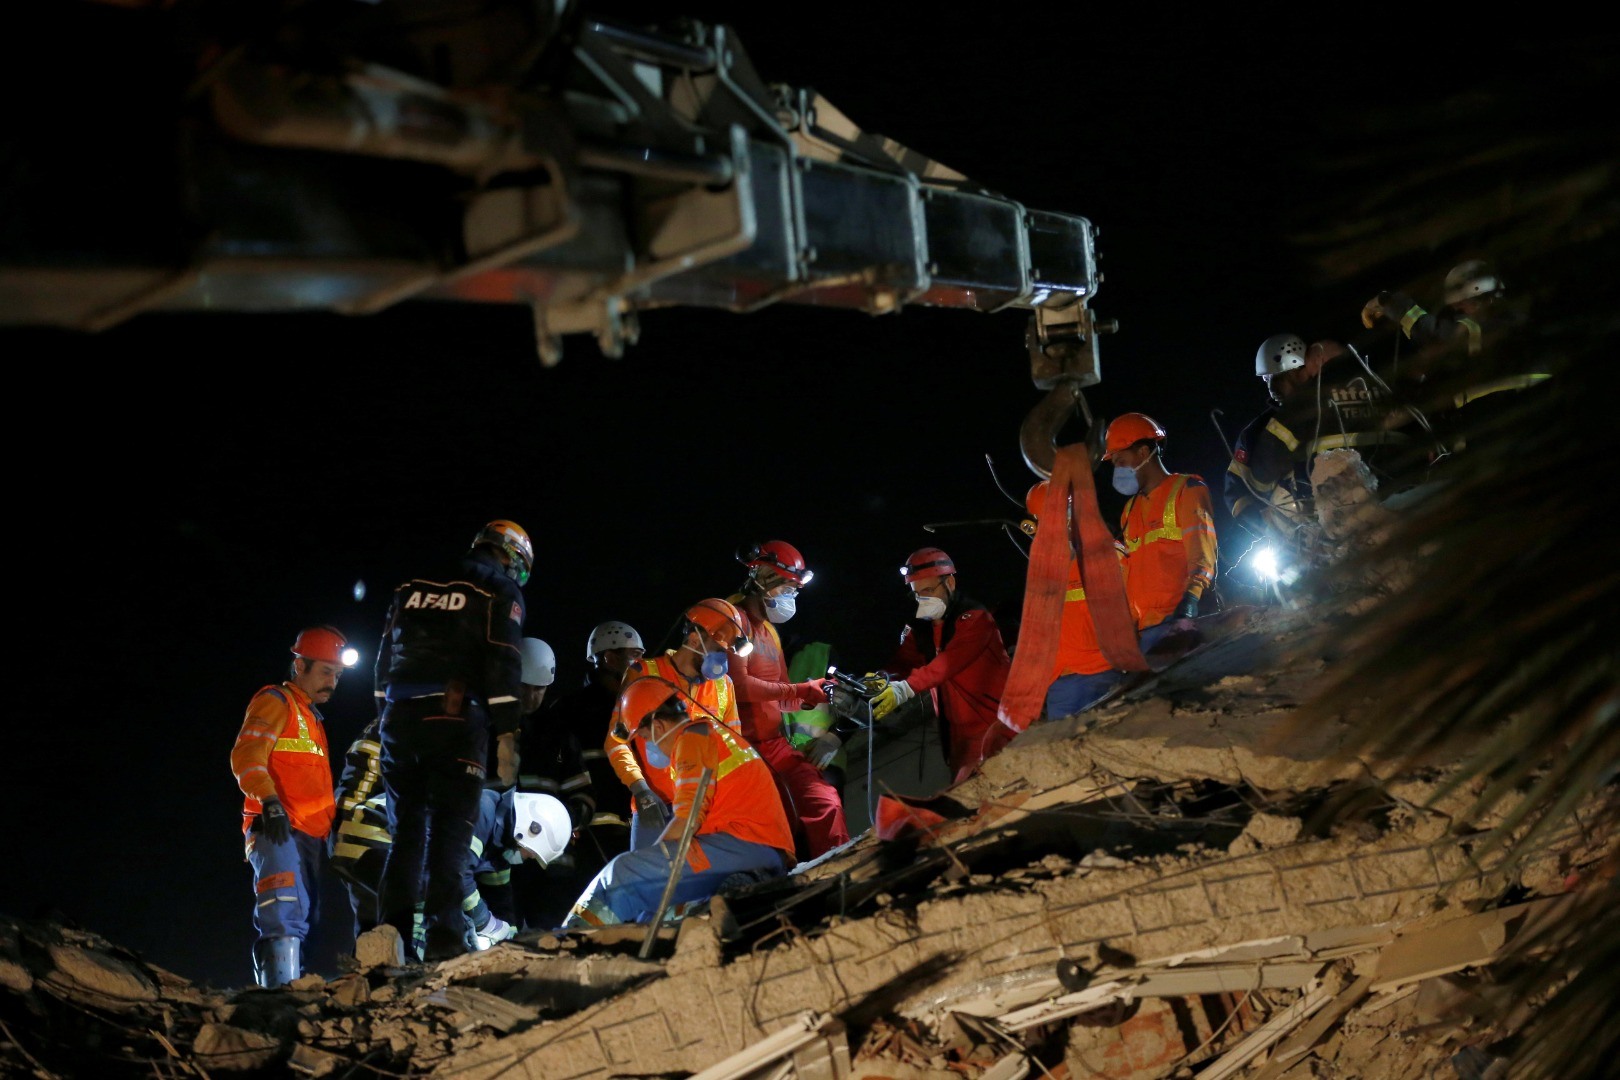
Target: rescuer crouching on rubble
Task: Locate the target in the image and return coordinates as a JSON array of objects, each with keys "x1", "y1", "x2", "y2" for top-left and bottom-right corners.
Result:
[
  {"x1": 230, "y1": 626, "x2": 352, "y2": 987},
  {"x1": 605, "y1": 600, "x2": 751, "y2": 851},
  {"x1": 563, "y1": 677, "x2": 796, "y2": 928},
  {"x1": 869, "y1": 548, "x2": 1014, "y2": 783},
  {"x1": 726, "y1": 541, "x2": 847, "y2": 861}
]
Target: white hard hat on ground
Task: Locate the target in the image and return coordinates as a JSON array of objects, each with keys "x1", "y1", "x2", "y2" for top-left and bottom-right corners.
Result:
[
  {"x1": 587, "y1": 620, "x2": 644, "y2": 660},
  {"x1": 511, "y1": 793, "x2": 572, "y2": 865},
  {"x1": 519, "y1": 638, "x2": 557, "y2": 687}
]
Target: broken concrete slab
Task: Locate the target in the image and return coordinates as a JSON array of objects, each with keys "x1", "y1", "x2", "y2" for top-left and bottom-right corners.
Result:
[{"x1": 193, "y1": 1021, "x2": 285, "y2": 1071}]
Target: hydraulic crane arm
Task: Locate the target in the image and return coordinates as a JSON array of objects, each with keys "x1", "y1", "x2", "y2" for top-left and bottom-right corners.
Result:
[{"x1": 3, "y1": 0, "x2": 1102, "y2": 374}]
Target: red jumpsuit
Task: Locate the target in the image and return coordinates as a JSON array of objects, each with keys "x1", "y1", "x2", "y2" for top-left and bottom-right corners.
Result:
[
  {"x1": 886, "y1": 600, "x2": 1013, "y2": 782},
  {"x1": 727, "y1": 607, "x2": 849, "y2": 859}
]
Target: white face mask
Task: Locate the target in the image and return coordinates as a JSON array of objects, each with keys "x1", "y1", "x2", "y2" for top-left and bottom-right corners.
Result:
[
  {"x1": 1111, "y1": 461, "x2": 1142, "y2": 496},
  {"x1": 764, "y1": 592, "x2": 797, "y2": 624},
  {"x1": 915, "y1": 595, "x2": 947, "y2": 621}
]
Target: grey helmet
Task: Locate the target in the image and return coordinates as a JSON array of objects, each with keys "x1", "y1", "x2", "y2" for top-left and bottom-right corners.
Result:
[
  {"x1": 1443, "y1": 260, "x2": 1502, "y2": 307},
  {"x1": 519, "y1": 637, "x2": 557, "y2": 687}
]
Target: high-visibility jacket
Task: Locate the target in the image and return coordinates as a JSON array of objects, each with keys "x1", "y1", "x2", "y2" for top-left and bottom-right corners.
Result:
[
  {"x1": 231, "y1": 681, "x2": 335, "y2": 841},
  {"x1": 668, "y1": 719, "x2": 795, "y2": 866},
  {"x1": 725, "y1": 600, "x2": 809, "y2": 747},
  {"x1": 605, "y1": 652, "x2": 737, "y2": 801},
  {"x1": 1120, "y1": 473, "x2": 1218, "y2": 629},
  {"x1": 1052, "y1": 545, "x2": 1131, "y2": 679},
  {"x1": 331, "y1": 719, "x2": 389, "y2": 864},
  {"x1": 784, "y1": 642, "x2": 843, "y2": 767}
]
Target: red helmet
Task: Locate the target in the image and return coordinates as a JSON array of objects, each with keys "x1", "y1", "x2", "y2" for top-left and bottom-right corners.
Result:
[
  {"x1": 617, "y1": 677, "x2": 689, "y2": 731},
  {"x1": 291, "y1": 626, "x2": 347, "y2": 665},
  {"x1": 471, "y1": 520, "x2": 534, "y2": 586},
  {"x1": 739, "y1": 540, "x2": 814, "y2": 587},
  {"x1": 901, "y1": 547, "x2": 956, "y2": 584},
  {"x1": 1102, "y1": 413, "x2": 1166, "y2": 461},
  {"x1": 685, "y1": 598, "x2": 753, "y2": 655}
]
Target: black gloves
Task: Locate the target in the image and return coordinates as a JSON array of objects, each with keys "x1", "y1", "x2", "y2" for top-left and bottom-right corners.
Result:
[
  {"x1": 1177, "y1": 592, "x2": 1201, "y2": 620},
  {"x1": 260, "y1": 796, "x2": 291, "y2": 844}
]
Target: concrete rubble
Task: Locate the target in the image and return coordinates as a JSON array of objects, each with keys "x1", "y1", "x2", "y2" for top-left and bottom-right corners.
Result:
[{"x1": 2, "y1": 605, "x2": 1609, "y2": 1079}]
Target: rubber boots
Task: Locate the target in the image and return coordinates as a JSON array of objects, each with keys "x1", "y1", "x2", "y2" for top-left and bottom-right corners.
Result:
[{"x1": 252, "y1": 937, "x2": 301, "y2": 988}]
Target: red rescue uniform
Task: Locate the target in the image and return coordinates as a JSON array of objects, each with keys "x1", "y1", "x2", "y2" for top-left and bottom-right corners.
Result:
[{"x1": 886, "y1": 601, "x2": 1013, "y2": 780}]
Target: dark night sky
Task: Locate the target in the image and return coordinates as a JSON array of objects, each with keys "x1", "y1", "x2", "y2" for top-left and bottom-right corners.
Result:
[{"x1": 2, "y1": 4, "x2": 1602, "y2": 986}]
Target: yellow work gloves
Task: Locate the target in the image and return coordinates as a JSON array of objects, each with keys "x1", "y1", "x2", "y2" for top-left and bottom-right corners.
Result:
[
  {"x1": 1360, "y1": 295, "x2": 1386, "y2": 329},
  {"x1": 870, "y1": 679, "x2": 916, "y2": 721}
]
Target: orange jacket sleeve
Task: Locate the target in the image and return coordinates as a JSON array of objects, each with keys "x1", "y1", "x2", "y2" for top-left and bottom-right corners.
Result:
[
  {"x1": 230, "y1": 688, "x2": 285, "y2": 803},
  {"x1": 1178, "y1": 480, "x2": 1219, "y2": 599}
]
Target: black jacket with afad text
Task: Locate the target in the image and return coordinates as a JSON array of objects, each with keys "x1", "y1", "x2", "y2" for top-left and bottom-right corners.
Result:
[{"x1": 373, "y1": 548, "x2": 527, "y2": 736}]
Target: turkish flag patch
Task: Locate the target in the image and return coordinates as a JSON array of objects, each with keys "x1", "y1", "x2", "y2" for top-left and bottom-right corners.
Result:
[
  {"x1": 510, "y1": 602, "x2": 522, "y2": 622},
  {"x1": 1234, "y1": 448, "x2": 1249, "y2": 464}
]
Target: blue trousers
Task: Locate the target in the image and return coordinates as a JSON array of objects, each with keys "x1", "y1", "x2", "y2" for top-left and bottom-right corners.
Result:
[
  {"x1": 378, "y1": 699, "x2": 487, "y2": 946},
  {"x1": 564, "y1": 833, "x2": 786, "y2": 927},
  {"x1": 248, "y1": 827, "x2": 324, "y2": 944},
  {"x1": 1044, "y1": 618, "x2": 1185, "y2": 719}
]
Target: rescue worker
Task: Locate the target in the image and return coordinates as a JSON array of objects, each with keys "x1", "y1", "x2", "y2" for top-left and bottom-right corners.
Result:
[
  {"x1": 543, "y1": 622, "x2": 645, "y2": 875},
  {"x1": 726, "y1": 541, "x2": 847, "y2": 860},
  {"x1": 1025, "y1": 482, "x2": 1133, "y2": 719},
  {"x1": 328, "y1": 765, "x2": 572, "y2": 953},
  {"x1": 1224, "y1": 334, "x2": 1344, "y2": 549},
  {"x1": 565, "y1": 677, "x2": 795, "y2": 928},
  {"x1": 872, "y1": 548, "x2": 1014, "y2": 783},
  {"x1": 330, "y1": 716, "x2": 388, "y2": 937},
  {"x1": 1360, "y1": 259, "x2": 1546, "y2": 452},
  {"x1": 230, "y1": 626, "x2": 350, "y2": 987},
  {"x1": 373, "y1": 519, "x2": 531, "y2": 961},
  {"x1": 606, "y1": 600, "x2": 751, "y2": 852},
  {"x1": 1103, "y1": 414, "x2": 1217, "y2": 651}
]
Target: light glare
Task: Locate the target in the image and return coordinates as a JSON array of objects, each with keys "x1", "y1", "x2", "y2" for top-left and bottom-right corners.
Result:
[
  {"x1": 1253, "y1": 546, "x2": 1280, "y2": 582},
  {"x1": 341, "y1": 647, "x2": 360, "y2": 668}
]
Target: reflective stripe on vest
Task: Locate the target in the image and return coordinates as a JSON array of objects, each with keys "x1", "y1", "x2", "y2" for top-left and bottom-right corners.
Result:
[
  {"x1": 1459, "y1": 317, "x2": 1482, "y2": 356},
  {"x1": 1400, "y1": 305, "x2": 1426, "y2": 335},
  {"x1": 1265, "y1": 418, "x2": 1300, "y2": 453},
  {"x1": 1454, "y1": 373, "x2": 1550, "y2": 408},
  {"x1": 1123, "y1": 475, "x2": 1191, "y2": 554},
  {"x1": 273, "y1": 692, "x2": 326, "y2": 757},
  {"x1": 642, "y1": 655, "x2": 730, "y2": 721},
  {"x1": 1304, "y1": 430, "x2": 1411, "y2": 455}
]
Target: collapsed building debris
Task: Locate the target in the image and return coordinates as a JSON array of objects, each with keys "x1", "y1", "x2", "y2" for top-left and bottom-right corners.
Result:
[{"x1": 2, "y1": 606, "x2": 1609, "y2": 1079}]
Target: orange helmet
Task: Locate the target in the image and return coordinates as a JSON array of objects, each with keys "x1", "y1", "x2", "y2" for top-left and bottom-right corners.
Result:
[
  {"x1": 685, "y1": 598, "x2": 753, "y2": 655},
  {"x1": 471, "y1": 520, "x2": 534, "y2": 586},
  {"x1": 1024, "y1": 481, "x2": 1049, "y2": 520},
  {"x1": 617, "y1": 677, "x2": 689, "y2": 732},
  {"x1": 291, "y1": 626, "x2": 347, "y2": 665},
  {"x1": 1102, "y1": 413, "x2": 1166, "y2": 461},
  {"x1": 739, "y1": 540, "x2": 814, "y2": 587},
  {"x1": 901, "y1": 547, "x2": 956, "y2": 584}
]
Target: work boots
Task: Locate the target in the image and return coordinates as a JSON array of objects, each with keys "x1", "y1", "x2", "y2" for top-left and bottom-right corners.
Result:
[{"x1": 252, "y1": 937, "x2": 301, "y2": 988}]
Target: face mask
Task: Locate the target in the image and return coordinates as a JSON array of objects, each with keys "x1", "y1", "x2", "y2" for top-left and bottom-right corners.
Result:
[
  {"x1": 764, "y1": 592, "x2": 797, "y2": 624},
  {"x1": 684, "y1": 642, "x2": 730, "y2": 681},
  {"x1": 915, "y1": 595, "x2": 947, "y2": 621},
  {"x1": 1111, "y1": 462, "x2": 1141, "y2": 496}
]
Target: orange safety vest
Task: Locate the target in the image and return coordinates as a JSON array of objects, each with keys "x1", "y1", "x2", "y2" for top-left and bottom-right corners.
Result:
[
  {"x1": 668, "y1": 720, "x2": 795, "y2": 869},
  {"x1": 232, "y1": 683, "x2": 335, "y2": 841},
  {"x1": 1051, "y1": 545, "x2": 1131, "y2": 679},
  {"x1": 605, "y1": 652, "x2": 736, "y2": 801},
  {"x1": 1120, "y1": 474, "x2": 1218, "y2": 629}
]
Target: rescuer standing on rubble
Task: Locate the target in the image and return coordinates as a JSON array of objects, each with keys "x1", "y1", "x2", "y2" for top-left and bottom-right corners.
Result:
[
  {"x1": 565, "y1": 677, "x2": 796, "y2": 928},
  {"x1": 606, "y1": 600, "x2": 754, "y2": 851},
  {"x1": 872, "y1": 548, "x2": 1014, "y2": 782},
  {"x1": 1224, "y1": 335, "x2": 1346, "y2": 551},
  {"x1": 1105, "y1": 415, "x2": 1217, "y2": 650},
  {"x1": 373, "y1": 520, "x2": 531, "y2": 961},
  {"x1": 543, "y1": 622, "x2": 645, "y2": 873},
  {"x1": 1360, "y1": 259, "x2": 1546, "y2": 453},
  {"x1": 1023, "y1": 482, "x2": 1134, "y2": 719},
  {"x1": 230, "y1": 626, "x2": 350, "y2": 987},
  {"x1": 726, "y1": 541, "x2": 847, "y2": 860}
]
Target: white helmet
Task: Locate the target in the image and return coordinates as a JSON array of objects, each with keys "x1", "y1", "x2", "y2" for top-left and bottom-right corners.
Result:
[
  {"x1": 1255, "y1": 333, "x2": 1307, "y2": 377},
  {"x1": 587, "y1": 620, "x2": 644, "y2": 661},
  {"x1": 519, "y1": 638, "x2": 556, "y2": 687},
  {"x1": 511, "y1": 792, "x2": 572, "y2": 866},
  {"x1": 1444, "y1": 260, "x2": 1501, "y2": 306}
]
